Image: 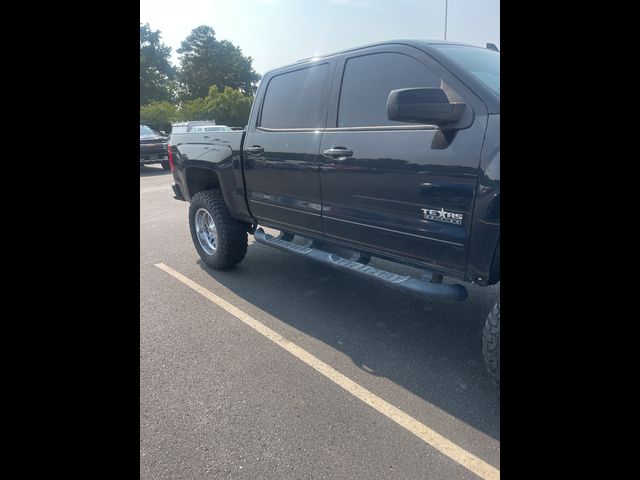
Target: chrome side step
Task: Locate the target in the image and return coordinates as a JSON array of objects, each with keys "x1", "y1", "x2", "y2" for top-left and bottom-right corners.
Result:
[{"x1": 253, "y1": 228, "x2": 468, "y2": 302}]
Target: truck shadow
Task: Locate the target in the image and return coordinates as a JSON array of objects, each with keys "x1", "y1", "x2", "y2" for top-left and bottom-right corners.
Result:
[
  {"x1": 197, "y1": 242, "x2": 500, "y2": 441},
  {"x1": 140, "y1": 165, "x2": 172, "y2": 177}
]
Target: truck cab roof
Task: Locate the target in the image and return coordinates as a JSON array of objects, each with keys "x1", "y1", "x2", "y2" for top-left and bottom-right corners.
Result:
[{"x1": 265, "y1": 39, "x2": 499, "y2": 114}]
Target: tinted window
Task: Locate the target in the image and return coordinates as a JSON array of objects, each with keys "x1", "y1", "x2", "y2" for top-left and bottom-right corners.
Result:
[
  {"x1": 260, "y1": 64, "x2": 328, "y2": 129},
  {"x1": 338, "y1": 53, "x2": 440, "y2": 127}
]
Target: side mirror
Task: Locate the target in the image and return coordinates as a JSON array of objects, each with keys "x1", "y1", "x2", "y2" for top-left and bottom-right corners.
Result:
[{"x1": 387, "y1": 88, "x2": 465, "y2": 127}]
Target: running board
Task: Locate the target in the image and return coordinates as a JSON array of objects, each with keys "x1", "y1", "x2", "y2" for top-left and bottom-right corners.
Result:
[{"x1": 253, "y1": 228, "x2": 468, "y2": 302}]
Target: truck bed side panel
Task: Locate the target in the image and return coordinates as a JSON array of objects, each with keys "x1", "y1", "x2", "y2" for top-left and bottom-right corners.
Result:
[{"x1": 170, "y1": 131, "x2": 253, "y2": 223}]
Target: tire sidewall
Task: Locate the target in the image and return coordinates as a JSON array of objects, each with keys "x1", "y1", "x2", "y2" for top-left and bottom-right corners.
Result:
[
  {"x1": 482, "y1": 300, "x2": 500, "y2": 385},
  {"x1": 189, "y1": 196, "x2": 226, "y2": 266}
]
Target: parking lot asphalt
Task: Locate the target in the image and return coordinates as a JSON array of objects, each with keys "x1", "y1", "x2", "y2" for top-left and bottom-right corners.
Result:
[{"x1": 140, "y1": 164, "x2": 500, "y2": 479}]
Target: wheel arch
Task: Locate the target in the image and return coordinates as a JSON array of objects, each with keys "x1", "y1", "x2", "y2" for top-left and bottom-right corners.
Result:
[
  {"x1": 184, "y1": 167, "x2": 222, "y2": 200},
  {"x1": 488, "y1": 239, "x2": 500, "y2": 285}
]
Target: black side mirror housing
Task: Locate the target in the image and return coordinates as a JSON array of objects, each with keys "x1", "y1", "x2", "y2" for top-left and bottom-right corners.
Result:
[{"x1": 387, "y1": 88, "x2": 466, "y2": 127}]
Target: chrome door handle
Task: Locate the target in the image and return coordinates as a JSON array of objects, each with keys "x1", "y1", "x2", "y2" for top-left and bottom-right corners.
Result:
[{"x1": 323, "y1": 147, "x2": 353, "y2": 158}]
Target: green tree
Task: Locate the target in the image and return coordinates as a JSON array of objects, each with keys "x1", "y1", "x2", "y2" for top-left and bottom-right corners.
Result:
[
  {"x1": 177, "y1": 26, "x2": 260, "y2": 100},
  {"x1": 140, "y1": 23, "x2": 176, "y2": 105},
  {"x1": 204, "y1": 86, "x2": 253, "y2": 127},
  {"x1": 140, "y1": 101, "x2": 178, "y2": 132},
  {"x1": 176, "y1": 98, "x2": 210, "y2": 122}
]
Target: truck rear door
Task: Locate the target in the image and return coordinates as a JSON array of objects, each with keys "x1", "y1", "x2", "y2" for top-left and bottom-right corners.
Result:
[
  {"x1": 319, "y1": 44, "x2": 488, "y2": 274},
  {"x1": 242, "y1": 60, "x2": 336, "y2": 236}
]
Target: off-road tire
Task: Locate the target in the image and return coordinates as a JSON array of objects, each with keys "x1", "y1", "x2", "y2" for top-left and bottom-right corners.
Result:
[
  {"x1": 189, "y1": 190, "x2": 248, "y2": 269},
  {"x1": 482, "y1": 300, "x2": 500, "y2": 384},
  {"x1": 161, "y1": 160, "x2": 171, "y2": 170}
]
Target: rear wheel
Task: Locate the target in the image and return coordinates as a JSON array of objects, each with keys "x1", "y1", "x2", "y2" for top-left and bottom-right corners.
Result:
[
  {"x1": 482, "y1": 300, "x2": 500, "y2": 384},
  {"x1": 189, "y1": 190, "x2": 248, "y2": 269},
  {"x1": 161, "y1": 160, "x2": 171, "y2": 170}
]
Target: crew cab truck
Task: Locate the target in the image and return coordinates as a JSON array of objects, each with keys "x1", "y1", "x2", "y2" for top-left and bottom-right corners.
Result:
[{"x1": 168, "y1": 40, "x2": 500, "y2": 383}]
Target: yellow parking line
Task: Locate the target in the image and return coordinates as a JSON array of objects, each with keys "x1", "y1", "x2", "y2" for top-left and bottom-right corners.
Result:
[{"x1": 155, "y1": 262, "x2": 499, "y2": 480}]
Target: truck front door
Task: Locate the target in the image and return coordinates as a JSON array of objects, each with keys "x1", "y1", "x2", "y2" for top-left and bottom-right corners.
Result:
[{"x1": 319, "y1": 45, "x2": 488, "y2": 274}]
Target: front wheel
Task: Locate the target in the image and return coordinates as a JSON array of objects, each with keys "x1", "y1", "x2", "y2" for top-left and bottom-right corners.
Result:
[
  {"x1": 189, "y1": 190, "x2": 248, "y2": 269},
  {"x1": 482, "y1": 300, "x2": 500, "y2": 384}
]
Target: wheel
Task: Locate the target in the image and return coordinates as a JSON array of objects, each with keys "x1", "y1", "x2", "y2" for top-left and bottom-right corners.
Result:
[
  {"x1": 277, "y1": 230, "x2": 294, "y2": 241},
  {"x1": 161, "y1": 160, "x2": 171, "y2": 170},
  {"x1": 482, "y1": 300, "x2": 500, "y2": 384},
  {"x1": 189, "y1": 190, "x2": 248, "y2": 269}
]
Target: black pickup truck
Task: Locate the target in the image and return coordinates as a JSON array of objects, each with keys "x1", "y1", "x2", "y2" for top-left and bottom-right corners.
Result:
[
  {"x1": 169, "y1": 40, "x2": 500, "y2": 383},
  {"x1": 140, "y1": 125, "x2": 170, "y2": 170}
]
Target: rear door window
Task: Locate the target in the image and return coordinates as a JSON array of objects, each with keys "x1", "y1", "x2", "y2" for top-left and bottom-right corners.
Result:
[{"x1": 259, "y1": 64, "x2": 329, "y2": 129}]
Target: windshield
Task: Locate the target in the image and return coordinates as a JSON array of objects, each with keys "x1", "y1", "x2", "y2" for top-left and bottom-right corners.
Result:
[
  {"x1": 140, "y1": 126, "x2": 156, "y2": 137},
  {"x1": 432, "y1": 45, "x2": 500, "y2": 95}
]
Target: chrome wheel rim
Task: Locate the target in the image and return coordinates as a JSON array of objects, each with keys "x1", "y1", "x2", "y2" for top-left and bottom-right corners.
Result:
[{"x1": 195, "y1": 208, "x2": 217, "y2": 255}]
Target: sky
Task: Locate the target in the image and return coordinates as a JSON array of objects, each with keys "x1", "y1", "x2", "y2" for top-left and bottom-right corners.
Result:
[{"x1": 140, "y1": 0, "x2": 499, "y2": 76}]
